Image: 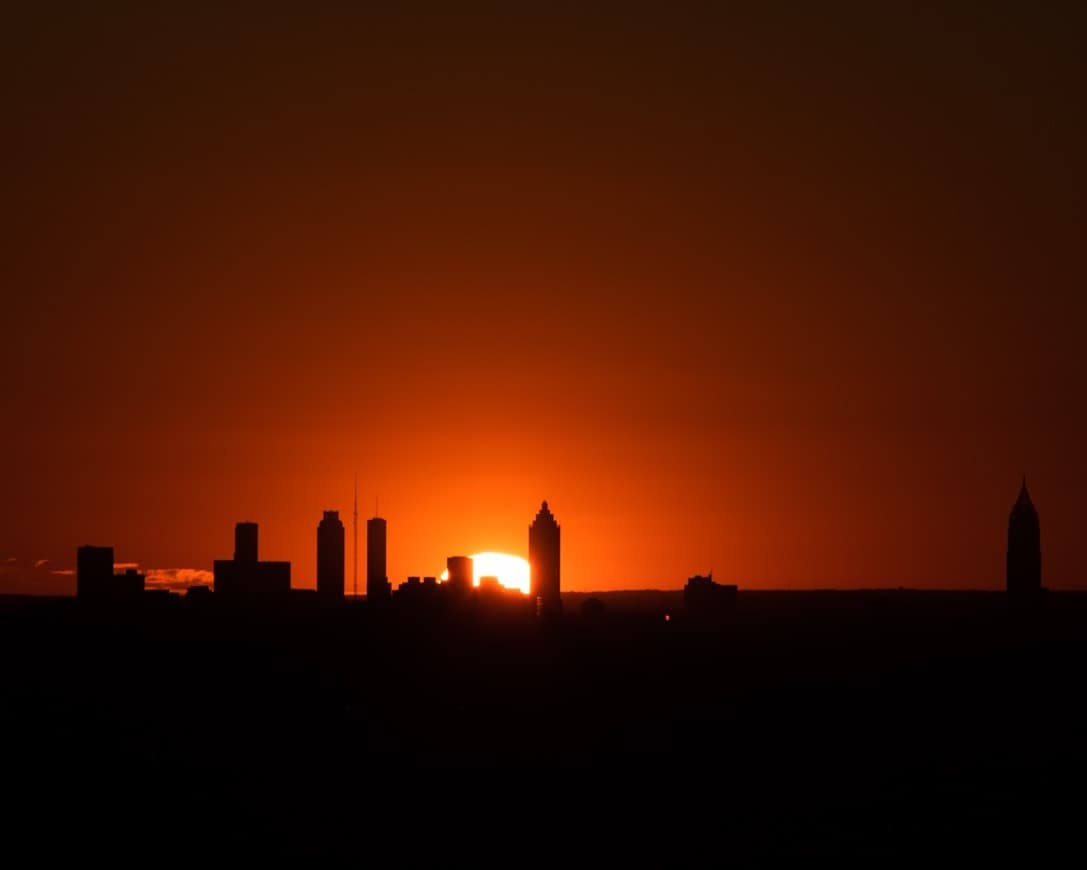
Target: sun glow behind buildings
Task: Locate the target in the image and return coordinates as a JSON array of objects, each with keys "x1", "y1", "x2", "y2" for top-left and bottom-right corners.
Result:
[{"x1": 439, "y1": 552, "x2": 530, "y2": 594}]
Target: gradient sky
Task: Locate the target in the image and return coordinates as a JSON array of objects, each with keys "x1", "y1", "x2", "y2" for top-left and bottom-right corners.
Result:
[{"x1": 2, "y1": 3, "x2": 1085, "y2": 594}]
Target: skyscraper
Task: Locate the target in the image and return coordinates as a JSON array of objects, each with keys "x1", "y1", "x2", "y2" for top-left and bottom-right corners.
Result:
[
  {"x1": 367, "y1": 516, "x2": 390, "y2": 603},
  {"x1": 446, "y1": 555, "x2": 473, "y2": 594},
  {"x1": 235, "y1": 522, "x2": 258, "y2": 563},
  {"x1": 317, "y1": 510, "x2": 345, "y2": 600},
  {"x1": 77, "y1": 545, "x2": 145, "y2": 601},
  {"x1": 214, "y1": 521, "x2": 290, "y2": 598},
  {"x1": 1007, "y1": 478, "x2": 1041, "y2": 597},
  {"x1": 77, "y1": 545, "x2": 114, "y2": 600},
  {"x1": 529, "y1": 501, "x2": 561, "y2": 617}
]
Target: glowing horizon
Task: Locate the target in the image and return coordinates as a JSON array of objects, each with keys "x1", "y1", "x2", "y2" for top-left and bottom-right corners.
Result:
[{"x1": 439, "y1": 552, "x2": 530, "y2": 594}]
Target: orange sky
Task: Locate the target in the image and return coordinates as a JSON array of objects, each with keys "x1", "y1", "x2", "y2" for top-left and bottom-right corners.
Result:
[{"x1": 2, "y1": 5, "x2": 1085, "y2": 593}]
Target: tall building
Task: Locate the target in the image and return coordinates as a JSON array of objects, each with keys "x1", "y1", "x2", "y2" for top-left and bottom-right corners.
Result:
[
  {"x1": 77, "y1": 545, "x2": 113, "y2": 599},
  {"x1": 77, "y1": 545, "x2": 114, "y2": 600},
  {"x1": 367, "y1": 516, "x2": 390, "y2": 603},
  {"x1": 77, "y1": 545, "x2": 145, "y2": 601},
  {"x1": 214, "y1": 521, "x2": 290, "y2": 599},
  {"x1": 317, "y1": 510, "x2": 345, "y2": 600},
  {"x1": 1007, "y1": 478, "x2": 1041, "y2": 597},
  {"x1": 446, "y1": 555, "x2": 473, "y2": 594},
  {"x1": 235, "y1": 522, "x2": 258, "y2": 563},
  {"x1": 529, "y1": 501, "x2": 561, "y2": 617}
]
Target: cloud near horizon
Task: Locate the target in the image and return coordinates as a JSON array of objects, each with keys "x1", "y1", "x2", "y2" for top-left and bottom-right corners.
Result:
[
  {"x1": 144, "y1": 568, "x2": 214, "y2": 590},
  {"x1": 0, "y1": 557, "x2": 74, "y2": 594},
  {"x1": 0, "y1": 560, "x2": 212, "y2": 593}
]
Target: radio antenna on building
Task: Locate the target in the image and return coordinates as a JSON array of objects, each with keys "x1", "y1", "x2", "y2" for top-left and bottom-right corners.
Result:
[{"x1": 353, "y1": 473, "x2": 358, "y2": 600}]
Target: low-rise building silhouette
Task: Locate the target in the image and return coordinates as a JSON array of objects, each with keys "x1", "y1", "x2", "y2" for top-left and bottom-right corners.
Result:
[
  {"x1": 393, "y1": 575, "x2": 443, "y2": 610},
  {"x1": 684, "y1": 573, "x2": 737, "y2": 619},
  {"x1": 477, "y1": 575, "x2": 501, "y2": 594},
  {"x1": 213, "y1": 522, "x2": 290, "y2": 599}
]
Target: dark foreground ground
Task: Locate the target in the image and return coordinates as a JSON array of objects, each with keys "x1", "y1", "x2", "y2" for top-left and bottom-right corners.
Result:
[{"x1": 3, "y1": 590, "x2": 1085, "y2": 861}]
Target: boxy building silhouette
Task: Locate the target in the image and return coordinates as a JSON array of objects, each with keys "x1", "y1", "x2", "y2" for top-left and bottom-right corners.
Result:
[
  {"x1": 213, "y1": 522, "x2": 290, "y2": 599},
  {"x1": 367, "y1": 516, "x2": 390, "y2": 603},
  {"x1": 76, "y1": 545, "x2": 145, "y2": 601},
  {"x1": 446, "y1": 555, "x2": 473, "y2": 595},
  {"x1": 317, "y1": 511, "x2": 345, "y2": 600},
  {"x1": 684, "y1": 573, "x2": 737, "y2": 614}
]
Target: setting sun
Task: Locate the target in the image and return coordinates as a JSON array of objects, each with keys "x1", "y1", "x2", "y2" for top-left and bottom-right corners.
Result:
[{"x1": 439, "y1": 552, "x2": 530, "y2": 594}]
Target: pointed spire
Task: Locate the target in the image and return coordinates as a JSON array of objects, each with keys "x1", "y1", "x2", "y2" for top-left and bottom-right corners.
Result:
[
  {"x1": 1012, "y1": 475, "x2": 1038, "y2": 518},
  {"x1": 532, "y1": 500, "x2": 558, "y2": 528}
]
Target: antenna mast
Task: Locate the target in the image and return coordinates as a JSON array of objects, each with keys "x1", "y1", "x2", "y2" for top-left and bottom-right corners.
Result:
[{"x1": 353, "y1": 473, "x2": 358, "y2": 599}]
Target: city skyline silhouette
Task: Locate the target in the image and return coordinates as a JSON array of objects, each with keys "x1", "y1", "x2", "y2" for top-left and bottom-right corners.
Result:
[
  {"x1": 68, "y1": 499, "x2": 557, "y2": 603},
  {"x1": 1, "y1": 475, "x2": 1072, "y2": 595},
  {"x1": 47, "y1": 481, "x2": 1050, "y2": 604},
  {"x1": 4, "y1": 484, "x2": 1083, "y2": 861},
  {"x1": 2, "y1": 4, "x2": 1085, "y2": 860},
  {"x1": 4, "y1": 6, "x2": 1085, "y2": 596}
]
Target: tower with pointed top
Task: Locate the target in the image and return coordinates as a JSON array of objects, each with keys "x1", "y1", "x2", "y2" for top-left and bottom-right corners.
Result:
[
  {"x1": 529, "y1": 501, "x2": 561, "y2": 617},
  {"x1": 1007, "y1": 478, "x2": 1041, "y2": 597}
]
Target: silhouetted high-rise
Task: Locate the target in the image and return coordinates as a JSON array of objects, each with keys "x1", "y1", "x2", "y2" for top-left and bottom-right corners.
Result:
[
  {"x1": 214, "y1": 521, "x2": 290, "y2": 598},
  {"x1": 77, "y1": 545, "x2": 144, "y2": 601},
  {"x1": 367, "y1": 516, "x2": 390, "y2": 602},
  {"x1": 317, "y1": 510, "x2": 345, "y2": 600},
  {"x1": 529, "y1": 501, "x2": 561, "y2": 617},
  {"x1": 235, "y1": 522, "x2": 258, "y2": 562},
  {"x1": 446, "y1": 555, "x2": 473, "y2": 594},
  {"x1": 77, "y1": 545, "x2": 114, "y2": 599},
  {"x1": 1007, "y1": 478, "x2": 1041, "y2": 597}
]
